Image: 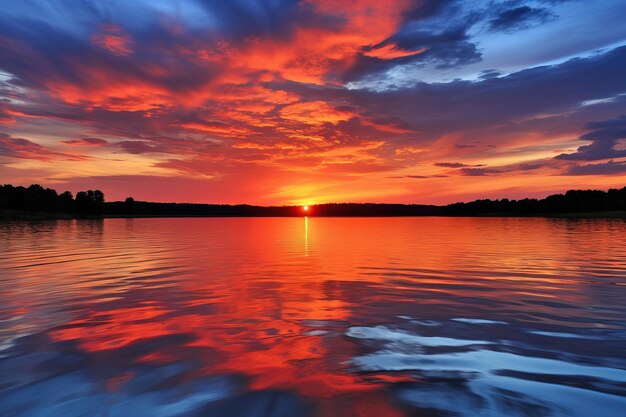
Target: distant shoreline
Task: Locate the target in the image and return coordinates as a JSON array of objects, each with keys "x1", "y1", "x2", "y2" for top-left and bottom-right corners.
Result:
[
  {"x1": 2, "y1": 184, "x2": 626, "y2": 220},
  {"x1": 3, "y1": 210, "x2": 626, "y2": 220}
]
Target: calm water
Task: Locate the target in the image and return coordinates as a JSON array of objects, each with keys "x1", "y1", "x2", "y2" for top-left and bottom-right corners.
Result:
[{"x1": 1, "y1": 217, "x2": 625, "y2": 417}]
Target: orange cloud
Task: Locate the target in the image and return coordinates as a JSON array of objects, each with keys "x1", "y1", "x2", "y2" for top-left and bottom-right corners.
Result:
[
  {"x1": 222, "y1": 0, "x2": 414, "y2": 85},
  {"x1": 178, "y1": 122, "x2": 254, "y2": 138},
  {"x1": 92, "y1": 24, "x2": 132, "y2": 56},
  {"x1": 51, "y1": 74, "x2": 173, "y2": 112},
  {"x1": 280, "y1": 101, "x2": 355, "y2": 124},
  {"x1": 361, "y1": 118, "x2": 413, "y2": 134},
  {"x1": 364, "y1": 44, "x2": 427, "y2": 60}
]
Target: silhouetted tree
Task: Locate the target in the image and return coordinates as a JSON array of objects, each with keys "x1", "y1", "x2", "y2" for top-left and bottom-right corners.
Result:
[
  {"x1": 58, "y1": 191, "x2": 74, "y2": 212},
  {"x1": 92, "y1": 190, "x2": 105, "y2": 215},
  {"x1": 124, "y1": 197, "x2": 135, "y2": 214},
  {"x1": 75, "y1": 191, "x2": 89, "y2": 214}
]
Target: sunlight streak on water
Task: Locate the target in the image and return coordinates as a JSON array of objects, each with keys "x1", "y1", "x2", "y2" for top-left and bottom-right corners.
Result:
[{"x1": 0, "y1": 217, "x2": 625, "y2": 416}]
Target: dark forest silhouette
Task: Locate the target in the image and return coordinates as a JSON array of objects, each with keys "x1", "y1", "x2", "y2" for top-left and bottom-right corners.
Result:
[
  {"x1": 443, "y1": 187, "x2": 626, "y2": 216},
  {"x1": 1, "y1": 183, "x2": 626, "y2": 217},
  {"x1": 0, "y1": 184, "x2": 104, "y2": 216}
]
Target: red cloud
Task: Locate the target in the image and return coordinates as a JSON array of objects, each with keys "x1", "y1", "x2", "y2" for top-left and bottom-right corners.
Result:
[
  {"x1": 91, "y1": 24, "x2": 132, "y2": 56},
  {"x1": 0, "y1": 103, "x2": 16, "y2": 124}
]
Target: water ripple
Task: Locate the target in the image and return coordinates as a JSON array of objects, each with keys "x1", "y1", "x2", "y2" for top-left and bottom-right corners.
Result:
[{"x1": 1, "y1": 217, "x2": 625, "y2": 416}]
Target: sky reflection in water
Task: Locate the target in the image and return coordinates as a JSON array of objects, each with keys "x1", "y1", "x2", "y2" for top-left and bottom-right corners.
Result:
[{"x1": 1, "y1": 217, "x2": 625, "y2": 416}]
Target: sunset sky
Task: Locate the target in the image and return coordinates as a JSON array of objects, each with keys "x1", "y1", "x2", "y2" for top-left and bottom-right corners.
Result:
[{"x1": 1, "y1": 0, "x2": 625, "y2": 205}]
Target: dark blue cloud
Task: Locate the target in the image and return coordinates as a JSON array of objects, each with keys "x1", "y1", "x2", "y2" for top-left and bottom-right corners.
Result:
[
  {"x1": 565, "y1": 160, "x2": 626, "y2": 175},
  {"x1": 488, "y1": 6, "x2": 555, "y2": 32},
  {"x1": 342, "y1": 32, "x2": 482, "y2": 83},
  {"x1": 191, "y1": 0, "x2": 344, "y2": 41},
  {"x1": 0, "y1": 15, "x2": 219, "y2": 97},
  {"x1": 390, "y1": 26, "x2": 482, "y2": 69},
  {"x1": 555, "y1": 115, "x2": 626, "y2": 161},
  {"x1": 335, "y1": 46, "x2": 626, "y2": 140},
  {"x1": 342, "y1": 0, "x2": 481, "y2": 82},
  {"x1": 340, "y1": 0, "x2": 576, "y2": 82}
]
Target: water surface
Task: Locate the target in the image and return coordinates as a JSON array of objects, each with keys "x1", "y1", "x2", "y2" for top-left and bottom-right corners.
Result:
[{"x1": 1, "y1": 217, "x2": 625, "y2": 416}]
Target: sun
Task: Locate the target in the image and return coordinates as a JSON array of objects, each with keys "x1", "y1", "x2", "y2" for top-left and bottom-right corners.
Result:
[{"x1": 303, "y1": 205, "x2": 309, "y2": 212}]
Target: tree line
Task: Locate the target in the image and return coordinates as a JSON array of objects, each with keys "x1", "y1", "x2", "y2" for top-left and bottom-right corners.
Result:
[
  {"x1": 1, "y1": 183, "x2": 625, "y2": 217},
  {"x1": 106, "y1": 199, "x2": 439, "y2": 217},
  {"x1": 442, "y1": 187, "x2": 626, "y2": 215},
  {"x1": 0, "y1": 184, "x2": 105, "y2": 215}
]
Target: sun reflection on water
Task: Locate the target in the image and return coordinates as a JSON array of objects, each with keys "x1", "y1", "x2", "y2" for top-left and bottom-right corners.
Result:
[{"x1": 304, "y1": 216, "x2": 308, "y2": 257}]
